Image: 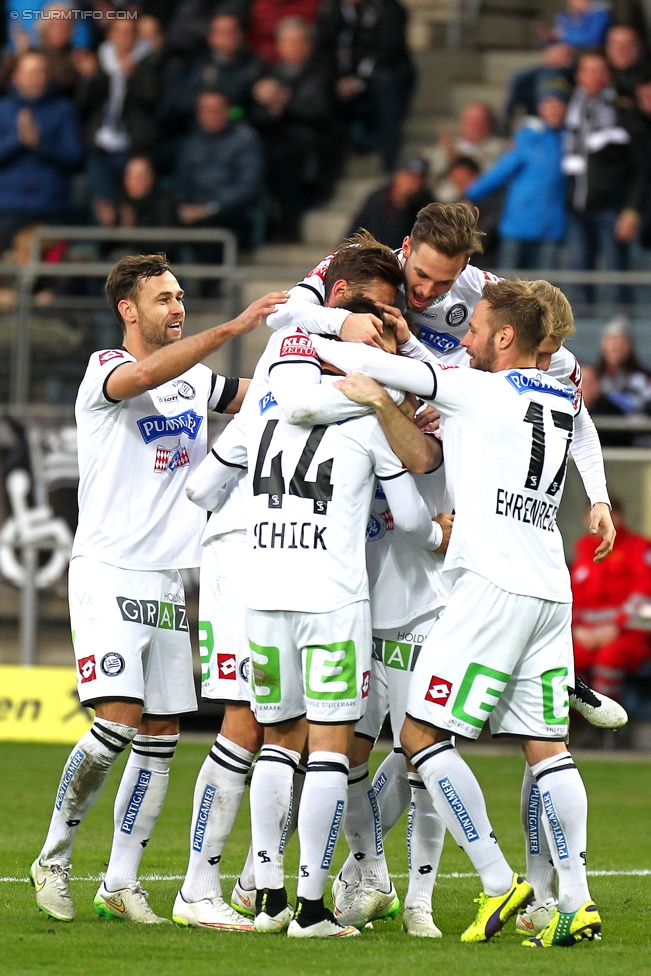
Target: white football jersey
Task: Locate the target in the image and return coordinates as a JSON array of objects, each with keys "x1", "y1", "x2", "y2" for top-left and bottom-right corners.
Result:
[
  {"x1": 72, "y1": 348, "x2": 237, "y2": 570},
  {"x1": 367, "y1": 458, "x2": 452, "y2": 630},
  {"x1": 307, "y1": 337, "x2": 581, "y2": 604},
  {"x1": 216, "y1": 390, "x2": 412, "y2": 614},
  {"x1": 421, "y1": 363, "x2": 579, "y2": 602},
  {"x1": 267, "y1": 250, "x2": 499, "y2": 363}
]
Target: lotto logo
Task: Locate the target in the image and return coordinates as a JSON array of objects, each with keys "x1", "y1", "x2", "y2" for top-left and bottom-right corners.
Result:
[
  {"x1": 78, "y1": 655, "x2": 96, "y2": 683},
  {"x1": 361, "y1": 670, "x2": 371, "y2": 698},
  {"x1": 217, "y1": 653, "x2": 237, "y2": 680},
  {"x1": 425, "y1": 676, "x2": 452, "y2": 705},
  {"x1": 279, "y1": 333, "x2": 318, "y2": 360},
  {"x1": 99, "y1": 349, "x2": 124, "y2": 365}
]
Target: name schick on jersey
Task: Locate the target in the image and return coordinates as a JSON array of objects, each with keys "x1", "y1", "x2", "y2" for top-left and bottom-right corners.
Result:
[{"x1": 252, "y1": 416, "x2": 334, "y2": 550}]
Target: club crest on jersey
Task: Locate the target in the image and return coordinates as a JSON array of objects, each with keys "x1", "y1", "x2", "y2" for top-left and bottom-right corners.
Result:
[
  {"x1": 445, "y1": 303, "x2": 468, "y2": 327},
  {"x1": 99, "y1": 349, "x2": 124, "y2": 366},
  {"x1": 417, "y1": 325, "x2": 461, "y2": 354},
  {"x1": 173, "y1": 380, "x2": 196, "y2": 399},
  {"x1": 259, "y1": 391, "x2": 277, "y2": 414},
  {"x1": 279, "y1": 332, "x2": 318, "y2": 361},
  {"x1": 154, "y1": 445, "x2": 190, "y2": 473},
  {"x1": 505, "y1": 371, "x2": 576, "y2": 403},
  {"x1": 100, "y1": 652, "x2": 125, "y2": 676},
  {"x1": 137, "y1": 409, "x2": 203, "y2": 443},
  {"x1": 366, "y1": 508, "x2": 394, "y2": 541}
]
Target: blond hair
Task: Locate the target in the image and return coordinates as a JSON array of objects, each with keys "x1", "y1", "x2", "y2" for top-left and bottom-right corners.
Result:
[
  {"x1": 529, "y1": 279, "x2": 575, "y2": 343},
  {"x1": 482, "y1": 279, "x2": 549, "y2": 355}
]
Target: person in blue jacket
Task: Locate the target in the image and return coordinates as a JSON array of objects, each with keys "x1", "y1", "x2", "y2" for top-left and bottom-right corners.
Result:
[
  {"x1": 465, "y1": 86, "x2": 569, "y2": 270},
  {"x1": 0, "y1": 50, "x2": 84, "y2": 250}
]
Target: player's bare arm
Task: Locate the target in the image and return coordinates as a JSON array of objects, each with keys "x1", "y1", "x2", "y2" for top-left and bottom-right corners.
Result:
[
  {"x1": 334, "y1": 373, "x2": 441, "y2": 475},
  {"x1": 589, "y1": 502, "x2": 616, "y2": 563},
  {"x1": 106, "y1": 290, "x2": 288, "y2": 401}
]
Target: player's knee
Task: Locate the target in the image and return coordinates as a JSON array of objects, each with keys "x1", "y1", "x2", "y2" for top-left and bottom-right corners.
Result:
[
  {"x1": 221, "y1": 704, "x2": 263, "y2": 753},
  {"x1": 349, "y1": 733, "x2": 374, "y2": 767}
]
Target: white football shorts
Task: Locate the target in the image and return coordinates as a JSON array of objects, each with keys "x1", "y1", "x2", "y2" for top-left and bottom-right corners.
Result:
[
  {"x1": 406, "y1": 570, "x2": 573, "y2": 740},
  {"x1": 198, "y1": 531, "x2": 251, "y2": 704},
  {"x1": 68, "y1": 556, "x2": 197, "y2": 715},
  {"x1": 246, "y1": 600, "x2": 372, "y2": 725},
  {"x1": 356, "y1": 610, "x2": 441, "y2": 747}
]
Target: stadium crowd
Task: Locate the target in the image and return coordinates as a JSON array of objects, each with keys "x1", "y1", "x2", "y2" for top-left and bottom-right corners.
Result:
[{"x1": 2, "y1": 0, "x2": 651, "y2": 266}]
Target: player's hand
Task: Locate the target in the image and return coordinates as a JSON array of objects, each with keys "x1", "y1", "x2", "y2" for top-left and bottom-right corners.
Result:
[
  {"x1": 228, "y1": 291, "x2": 289, "y2": 335},
  {"x1": 589, "y1": 502, "x2": 616, "y2": 563},
  {"x1": 375, "y1": 302, "x2": 411, "y2": 345},
  {"x1": 433, "y1": 513, "x2": 454, "y2": 554},
  {"x1": 334, "y1": 371, "x2": 387, "y2": 407},
  {"x1": 414, "y1": 404, "x2": 440, "y2": 431},
  {"x1": 340, "y1": 312, "x2": 385, "y2": 348}
]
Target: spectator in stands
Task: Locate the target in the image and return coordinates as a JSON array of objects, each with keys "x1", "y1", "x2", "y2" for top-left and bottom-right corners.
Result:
[
  {"x1": 166, "y1": 13, "x2": 264, "y2": 130},
  {"x1": 538, "y1": 0, "x2": 611, "y2": 49},
  {"x1": 0, "y1": 2, "x2": 90, "y2": 98},
  {"x1": 605, "y1": 23, "x2": 651, "y2": 107},
  {"x1": 7, "y1": 1, "x2": 92, "y2": 54},
  {"x1": 251, "y1": 16, "x2": 336, "y2": 241},
  {"x1": 562, "y1": 50, "x2": 637, "y2": 304},
  {"x1": 76, "y1": 16, "x2": 161, "y2": 226},
  {"x1": 116, "y1": 155, "x2": 174, "y2": 229},
  {"x1": 0, "y1": 51, "x2": 84, "y2": 252},
  {"x1": 423, "y1": 102, "x2": 508, "y2": 203},
  {"x1": 443, "y1": 155, "x2": 501, "y2": 265},
  {"x1": 249, "y1": 0, "x2": 323, "y2": 64},
  {"x1": 593, "y1": 316, "x2": 651, "y2": 415},
  {"x1": 580, "y1": 363, "x2": 632, "y2": 446},
  {"x1": 175, "y1": 88, "x2": 265, "y2": 249},
  {"x1": 628, "y1": 70, "x2": 651, "y2": 250},
  {"x1": 572, "y1": 496, "x2": 651, "y2": 704},
  {"x1": 503, "y1": 42, "x2": 575, "y2": 126},
  {"x1": 317, "y1": 0, "x2": 414, "y2": 174},
  {"x1": 346, "y1": 152, "x2": 432, "y2": 248},
  {"x1": 166, "y1": 0, "x2": 251, "y2": 56},
  {"x1": 465, "y1": 87, "x2": 568, "y2": 269}
]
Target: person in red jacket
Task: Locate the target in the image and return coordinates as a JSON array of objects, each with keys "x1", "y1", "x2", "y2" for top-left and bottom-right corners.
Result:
[{"x1": 572, "y1": 497, "x2": 651, "y2": 700}]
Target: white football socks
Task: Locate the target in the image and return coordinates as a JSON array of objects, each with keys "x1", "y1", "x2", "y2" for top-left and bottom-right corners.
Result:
[
  {"x1": 412, "y1": 740, "x2": 514, "y2": 896},
  {"x1": 103, "y1": 733, "x2": 179, "y2": 891},
  {"x1": 344, "y1": 763, "x2": 391, "y2": 891},
  {"x1": 405, "y1": 772, "x2": 445, "y2": 910},
  {"x1": 249, "y1": 744, "x2": 300, "y2": 890},
  {"x1": 181, "y1": 734, "x2": 255, "y2": 903},
  {"x1": 297, "y1": 751, "x2": 349, "y2": 902},
  {"x1": 339, "y1": 748, "x2": 410, "y2": 885},
  {"x1": 530, "y1": 751, "x2": 591, "y2": 913},
  {"x1": 40, "y1": 719, "x2": 137, "y2": 865},
  {"x1": 520, "y1": 763, "x2": 556, "y2": 908}
]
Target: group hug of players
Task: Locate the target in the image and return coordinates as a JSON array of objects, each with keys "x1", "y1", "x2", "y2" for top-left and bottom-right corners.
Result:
[{"x1": 30, "y1": 203, "x2": 623, "y2": 947}]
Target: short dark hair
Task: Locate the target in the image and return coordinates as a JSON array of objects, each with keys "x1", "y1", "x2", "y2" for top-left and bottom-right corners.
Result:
[
  {"x1": 323, "y1": 230, "x2": 402, "y2": 301},
  {"x1": 410, "y1": 202, "x2": 484, "y2": 258},
  {"x1": 482, "y1": 279, "x2": 549, "y2": 356},
  {"x1": 105, "y1": 252, "x2": 170, "y2": 334}
]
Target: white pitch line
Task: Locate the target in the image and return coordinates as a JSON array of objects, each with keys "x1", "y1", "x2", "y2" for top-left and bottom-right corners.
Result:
[{"x1": 3, "y1": 869, "x2": 650, "y2": 883}]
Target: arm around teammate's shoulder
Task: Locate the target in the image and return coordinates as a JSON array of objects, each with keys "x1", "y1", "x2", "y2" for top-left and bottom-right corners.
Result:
[{"x1": 105, "y1": 292, "x2": 287, "y2": 401}]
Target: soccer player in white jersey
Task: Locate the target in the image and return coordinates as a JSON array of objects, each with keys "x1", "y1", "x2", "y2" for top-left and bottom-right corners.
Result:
[
  {"x1": 309, "y1": 280, "x2": 602, "y2": 948},
  {"x1": 186, "y1": 318, "x2": 447, "y2": 938},
  {"x1": 266, "y1": 202, "x2": 615, "y2": 555},
  {"x1": 30, "y1": 253, "x2": 287, "y2": 925},
  {"x1": 172, "y1": 237, "x2": 407, "y2": 930}
]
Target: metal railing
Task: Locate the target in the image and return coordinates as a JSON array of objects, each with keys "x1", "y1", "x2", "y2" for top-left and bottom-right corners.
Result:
[{"x1": 9, "y1": 226, "x2": 240, "y2": 407}]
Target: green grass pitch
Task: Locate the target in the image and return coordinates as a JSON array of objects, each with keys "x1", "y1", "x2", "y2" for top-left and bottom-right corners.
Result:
[{"x1": 2, "y1": 741, "x2": 650, "y2": 976}]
